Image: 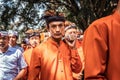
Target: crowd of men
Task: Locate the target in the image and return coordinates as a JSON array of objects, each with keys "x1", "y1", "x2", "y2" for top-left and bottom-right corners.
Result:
[
  {"x1": 1, "y1": 0, "x2": 120, "y2": 80},
  {"x1": 0, "y1": 10, "x2": 84, "y2": 80}
]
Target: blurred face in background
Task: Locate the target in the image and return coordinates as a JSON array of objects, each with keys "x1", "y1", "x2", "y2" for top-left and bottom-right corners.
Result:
[
  {"x1": 0, "y1": 35, "x2": 9, "y2": 51},
  {"x1": 29, "y1": 36, "x2": 40, "y2": 48},
  {"x1": 9, "y1": 34, "x2": 18, "y2": 47},
  {"x1": 64, "y1": 28, "x2": 77, "y2": 42},
  {"x1": 48, "y1": 21, "x2": 65, "y2": 40},
  {"x1": 21, "y1": 41, "x2": 27, "y2": 50}
]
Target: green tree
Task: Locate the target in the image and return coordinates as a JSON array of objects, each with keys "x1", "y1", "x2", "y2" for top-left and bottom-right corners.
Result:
[
  {"x1": 41, "y1": 0, "x2": 118, "y2": 31},
  {"x1": 0, "y1": 0, "x2": 118, "y2": 32}
]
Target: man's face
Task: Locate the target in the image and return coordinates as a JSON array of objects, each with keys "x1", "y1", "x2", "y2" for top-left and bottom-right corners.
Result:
[
  {"x1": 48, "y1": 21, "x2": 65, "y2": 40},
  {"x1": 65, "y1": 28, "x2": 77, "y2": 41},
  {"x1": 9, "y1": 35, "x2": 17, "y2": 46},
  {"x1": 0, "y1": 36, "x2": 9, "y2": 49},
  {"x1": 29, "y1": 36, "x2": 40, "y2": 48}
]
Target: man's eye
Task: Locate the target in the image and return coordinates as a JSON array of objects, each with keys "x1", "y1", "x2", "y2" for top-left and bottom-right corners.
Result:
[
  {"x1": 58, "y1": 24, "x2": 63, "y2": 27},
  {"x1": 0, "y1": 37, "x2": 8, "y2": 40},
  {"x1": 73, "y1": 32, "x2": 76, "y2": 34},
  {"x1": 51, "y1": 25, "x2": 56, "y2": 28}
]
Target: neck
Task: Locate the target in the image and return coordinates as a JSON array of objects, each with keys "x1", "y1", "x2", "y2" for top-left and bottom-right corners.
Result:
[
  {"x1": 51, "y1": 37, "x2": 61, "y2": 45},
  {"x1": 10, "y1": 43, "x2": 17, "y2": 47}
]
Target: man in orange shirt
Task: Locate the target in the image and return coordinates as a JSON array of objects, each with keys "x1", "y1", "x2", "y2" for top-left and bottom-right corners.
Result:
[
  {"x1": 28, "y1": 10, "x2": 82, "y2": 80},
  {"x1": 83, "y1": 0, "x2": 120, "y2": 80},
  {"x1": 23, "y1": 30, "x2": 41, "y2": 79},
  {"x1": 64, "y1": 22, "x2": 84, "y2": 80}
]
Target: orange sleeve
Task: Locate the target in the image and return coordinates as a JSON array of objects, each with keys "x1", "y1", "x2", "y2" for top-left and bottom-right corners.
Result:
[
  {"x1": 83, "y1": 22, "x2": 108, "y2": 80},
  {"x1": 70, "y1": 48, "x2": 82, "y2": 73},
  {"x1": 23, "y1": 49, "x2": 30, "y2": 66},
  {"x1": 28, "y1": 46, "x2": 41, "y2": 80}
]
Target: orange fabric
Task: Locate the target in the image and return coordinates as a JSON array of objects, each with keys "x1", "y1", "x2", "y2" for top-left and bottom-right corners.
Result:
[
  {"x1": 76, "y1": 40, "x2": 84, "y2": 71},
  {"x1": 83, "y1": 11, "x2": 120, "y2": 80},
  {"x1": 23, "y1": 48, "x2": 33, "y2": 80},
  {"x1": 40, "y1": 33, "x2": 45, "y2": 42},
  {"x1": 28, "y1": 37, "x2": 82, "y2": 80},
  {"x1": 23, "y1": 48, "x2": 33, "y2": 66},
  {"x1": 73, "y1": 40, "x2": 84, "y2": 80}
]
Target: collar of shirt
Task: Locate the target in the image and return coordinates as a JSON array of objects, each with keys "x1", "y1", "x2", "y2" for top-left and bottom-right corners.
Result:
[
  {"x1": 47, "y1": 37, "x2": 63, "y2": 48},
  {"x1": 0, "y1": 47, "x2": 15, "y2": 54}
]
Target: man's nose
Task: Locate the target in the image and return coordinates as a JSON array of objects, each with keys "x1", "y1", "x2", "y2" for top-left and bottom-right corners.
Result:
[{"x1": 56, "y1": 26, "x2": 60, "y2": 32}]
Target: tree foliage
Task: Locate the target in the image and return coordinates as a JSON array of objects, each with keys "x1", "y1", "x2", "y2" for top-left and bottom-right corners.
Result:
[{"x1": 0, "y1": 0, "x2": 118, "y2": 32}]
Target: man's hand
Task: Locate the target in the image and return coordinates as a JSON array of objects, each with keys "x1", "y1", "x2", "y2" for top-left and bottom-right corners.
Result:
[{"x1": 65, "y1": 39, "x2": 76, "y2": 48}]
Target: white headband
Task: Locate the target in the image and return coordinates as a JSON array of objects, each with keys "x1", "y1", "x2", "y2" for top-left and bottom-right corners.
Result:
[
  {"x1": 8, "y1": 30, "x2": 18, "y2": 36},
  {"x1": 65, "y1": 24, "x2": 77, "y2": 31}
]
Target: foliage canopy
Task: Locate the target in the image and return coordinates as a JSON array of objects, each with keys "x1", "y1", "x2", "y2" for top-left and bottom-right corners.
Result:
[{"x1": 0, "y1": 0, "x2": 118, "y2": 32}]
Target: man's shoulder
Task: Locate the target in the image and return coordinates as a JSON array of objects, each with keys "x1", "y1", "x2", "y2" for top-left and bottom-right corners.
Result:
[
  {"x1": 7, "y1": 47, "x2": 22, "y2": 56},
  {"x1": 34, "y1": 41, "x2": 47, "y2": 50},
  {"x1": 87, "y1": 14, "x2": 113, "y2": 31},
  {"x1": 14, "y1": 45, "x2": 24, "y2": 52},
  {"x1": 23, "y1": 48, "x2": 33, "y2": 54},
  {"x1": 8, "y1": 46, "x2": 19, "y2": 52},
  {"x1": 93, "y1": 15, "x2": 112, "y2": 25}
]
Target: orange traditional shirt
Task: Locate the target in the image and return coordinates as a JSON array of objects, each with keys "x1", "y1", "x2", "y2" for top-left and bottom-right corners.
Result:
[
  {"x1": 28, "y1": 37, "x2": 82, "y2": 80},
  {"x1": 83, "y1": 11, "x2": 120, "y2": 80},
  {"x1": 23, "y1": 48, "x2": 33, "y2": 66},
  {"x1": 23, "y1": 48, "x2": 33, "y2": 80},
  {"x1": 73, "y1": 40, "x2": 84, "y2": 80}
]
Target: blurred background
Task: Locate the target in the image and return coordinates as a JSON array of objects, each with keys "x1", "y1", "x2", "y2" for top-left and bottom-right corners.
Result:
[{"x1": 0, "y1": 0, "x2": 118, "y2": 42}]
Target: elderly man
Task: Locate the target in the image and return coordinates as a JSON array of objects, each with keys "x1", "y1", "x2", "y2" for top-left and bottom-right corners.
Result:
[
  {"x1": 0, "y1": 31, "x2": 27, "y2": 80},
  {"x1": 64, "y1": 22, "x2": 84, "y2": 80}
]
